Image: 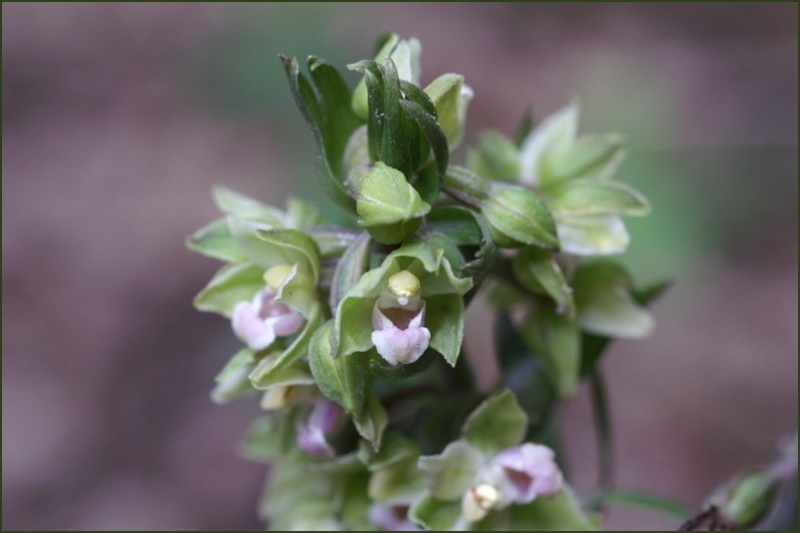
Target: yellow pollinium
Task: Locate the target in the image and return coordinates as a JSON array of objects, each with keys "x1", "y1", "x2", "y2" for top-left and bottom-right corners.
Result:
[
  {"x1": 473, "y1": 484, "x2": 499, "y2": 510},
  {"x1": 264, "y1": 264, "x2": 293, "y2": 290},
  {"x1": 387, "y1": 270, "x2": 421, "y2": 299}
]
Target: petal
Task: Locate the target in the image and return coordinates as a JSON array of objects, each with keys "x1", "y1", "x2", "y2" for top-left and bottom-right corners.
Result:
[
  {"x1": 232, "y1": 301, "x2": 276, "y2": 350},
  {"x1": 266, "y1": 311, "x2": 305, "y2": 337},
  {"x1": 372, "y1": 326, "x2": 431, "y2": 366},
  {"x1": 307, "y1": 396, "x2": 342, "y2": 434},
  {"x1": 296, "y1": 427, "x2": 334, "y2": 458}
]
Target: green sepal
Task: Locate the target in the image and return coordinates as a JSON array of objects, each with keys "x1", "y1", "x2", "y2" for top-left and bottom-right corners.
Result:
[
  {"x1": 461, "y1": 389, "x2": 528, "y2": 455},
  {"x1": 512, "y1": 247, "x2": 575, "y2": 318},
  {"x1": 418, "y1": 440, "x2": 484, "y2": 500},
  {"x1": 193, "y1": 261, "x2": 264, "y2": 317},
  {"x1": 482, "y1": 185, "x2": 559, "y2": 249},
  {"x1": 409, "y1": 493, "x2": 463, "y2": 531},
  {"x1": 307, "y1": 320, "x2": 365, "y2": 415},
  {"x1": 186, "y1": 217, "x2": 249, "y2": 263}
]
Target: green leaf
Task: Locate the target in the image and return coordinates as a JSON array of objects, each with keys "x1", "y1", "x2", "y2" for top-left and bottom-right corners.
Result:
[
  {"x1": 519, "y1": 307, "x2": 581, "y2": 400},
  {"x1": 467, "y1": 130, "x2": 522, "y2": 182},
  {"x1": 193, "y1": 261, "x2": 264, "y2": 317},
  {"x1": 547, "y1": 179, "x2": 650, "y2": 218},
  {"x1": 509, "y1": 486, "x2": 598, "y2": 530},
  {"x1": 409, "y1": 493, "x2": 463, "y2": 531},
  {"x1": 418, "y1": 440, "x2": 484, "y2": 500},
  {"x1": 307, "y1": 56, "x2": 362, "y2": 178},
  {"x1": 308, "y1": 320, "x2": 365, "y2": 413},
  {"x1": 353, "y1": 390, "x2": 388, "y2": 451},
  {"x1": 329, "y1": 232, "x2": 372, "y2": 313},
  {"x1": 544, "y1": 133, "x2": 627, "y2": 185},
  {"x1": 512, "y1": 247, "x2": 575, "y2": 318},
  {"x1": 482, "y1": 186, "x2": 559, "y2": 249},
  {"x1": 280, "y1": 55, "x2": 356, "y2": 210},
  {"x1": 426, "y1": 294, "x2": 465, "y2": 366},
  {"x1": 356, "y1": 162, "x2": 431, "y2": 244},
  {"x1": 400, "y1": 98, "x2": 450, "y2": 179},
  {"x1": 186, "y1": 217, "x2": 249, "y2": 263},
  {"x1": 462, "y1": 389, "x2": 528, "y2": 454},
  {"x1": 249, "y1": 303, "x2": 322, "y2": 388},
  {"x1": 379, "y1": 58, "x2": 416, "y2": 176},
  {"x1": 211, "y1": 185, "x2": 286, "y2": 225}
]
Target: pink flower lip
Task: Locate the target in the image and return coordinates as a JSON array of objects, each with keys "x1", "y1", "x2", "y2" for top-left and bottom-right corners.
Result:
[{"x1": 232, "y1": 287, "x2": 304, "y2": 350}]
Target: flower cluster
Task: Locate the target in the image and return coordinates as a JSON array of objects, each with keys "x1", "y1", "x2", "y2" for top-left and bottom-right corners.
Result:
[{"x1": 188, "y1": 33, "x2": 659, "y2": 531}]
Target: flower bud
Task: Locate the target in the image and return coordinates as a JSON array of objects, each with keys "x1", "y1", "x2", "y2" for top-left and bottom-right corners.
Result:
[
  {"x1": 355, "y1": 162, "x2": 431, "y2": 244},
  {"x1": 425, "y1": 74, "x2": 473, "y2": 150},
  {"x1": 296, "y1": 396, "x2": 342, "y2": 458},
  {"x1": 352, "y1": 35, "x2": 421, "y2": 119},
  {"x1": 481, "y1": 186, "x2": 559, "y2": 249}
]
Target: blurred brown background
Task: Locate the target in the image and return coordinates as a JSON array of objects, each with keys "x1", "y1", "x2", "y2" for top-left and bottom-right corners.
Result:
[{"x1": 2, "y1": 3, "x2": 797, "y2": 530}]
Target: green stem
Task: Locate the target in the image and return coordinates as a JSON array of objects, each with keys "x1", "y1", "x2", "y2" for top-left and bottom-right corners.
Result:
[
  {"x1": 589, "y1": 369, "x2": 614, "y2": 513},
  {"x1": 583, "y1": 489, "x2": 693, "y2": 521}
]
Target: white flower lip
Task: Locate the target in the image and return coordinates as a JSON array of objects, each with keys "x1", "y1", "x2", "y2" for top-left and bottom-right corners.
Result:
[
  {"x1": 371, "y1": 302, "x2": 431, "y2": 366},
  {"x1": 231, "y1": 286, "x2": 305, "y2": 350}
]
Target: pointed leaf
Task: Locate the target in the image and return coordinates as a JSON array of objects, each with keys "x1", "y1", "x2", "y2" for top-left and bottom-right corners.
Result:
[
  {"x1": 280, "y1": 55, "x2": 355, "y2": 210},
  {"x1": 400, "y1": 98, "x2": 450, "y2": 180},
  {"x1": 519, "y1": 101, "x2": 579, "y2": 188},
  {"x1": 211, "y1": 348, "x2": 256, "y2": 405}
]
